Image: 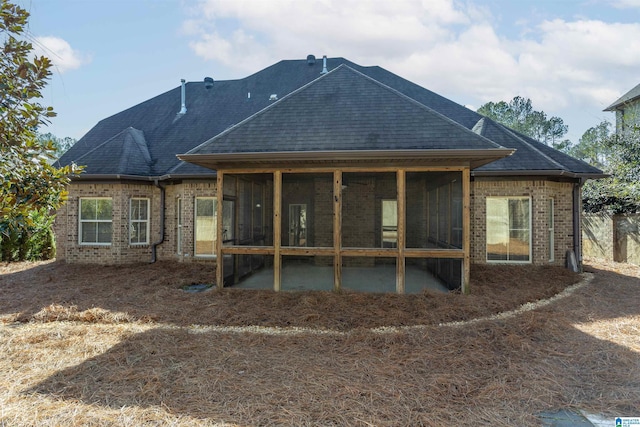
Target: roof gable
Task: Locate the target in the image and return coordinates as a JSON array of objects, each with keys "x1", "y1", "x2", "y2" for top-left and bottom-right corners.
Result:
[{"x1": 186, "y1": 65, "x2": 504, "y2": 155}]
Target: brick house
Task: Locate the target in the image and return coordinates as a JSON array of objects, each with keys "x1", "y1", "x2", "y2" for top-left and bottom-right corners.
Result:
[
  {"x1": 604, "y1": 81, "x2": 640, "y2": 133},
  {"x1": 54, "y1": 56, "x2": 604, "y2": 293}
]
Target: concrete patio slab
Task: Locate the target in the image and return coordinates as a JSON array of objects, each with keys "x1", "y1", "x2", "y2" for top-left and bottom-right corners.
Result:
[{"x1": 232, "y1": 263, "x2": 450, "y2": 293}]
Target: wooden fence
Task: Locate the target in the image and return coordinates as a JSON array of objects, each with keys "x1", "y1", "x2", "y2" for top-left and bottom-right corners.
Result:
[{"x1": 583, "y1": 213, "x2": 640, "y2": 265}]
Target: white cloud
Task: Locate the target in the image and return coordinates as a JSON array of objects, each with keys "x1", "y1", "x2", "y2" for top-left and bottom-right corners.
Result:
[
  {"x1": 185, "y1": 0, "x2": 474, "y2": 71},
  {"x1": 183, "y1": 0, "x2": 640, "y2": 137},
  {"x1": 33, "y1": 36, "x2": 90, "y2": 73},
  {"x1": 608, "y1": 0, "x2": 640, "y2": 8}
]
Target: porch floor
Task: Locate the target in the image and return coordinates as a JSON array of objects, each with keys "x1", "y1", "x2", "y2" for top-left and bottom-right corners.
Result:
[{"x1": 231, "y1": 262, "x2": 450, "y2": 293}]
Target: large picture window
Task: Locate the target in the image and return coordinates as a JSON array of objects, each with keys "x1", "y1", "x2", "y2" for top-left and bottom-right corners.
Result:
[
  {"x1": 486, "y1": 197, "x2": 531, "y2": 262},
  {"x1": 130, "y1": 198, "x2": 150, "y2": 245},
  {"x1": 79, "y1": 198, "x2": 112, "y2": 245},
  {"x1": 195, "y1": 197, "x2": 217, "y2": 256}
]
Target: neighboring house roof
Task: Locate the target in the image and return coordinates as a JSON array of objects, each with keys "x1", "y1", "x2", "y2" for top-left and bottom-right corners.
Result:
[
  {"x1": 604, "y1": 82, "x2": 640, "y2": 111},
  {"x1": 57, "y1": 56, "x2": 604, "y2": 180}
]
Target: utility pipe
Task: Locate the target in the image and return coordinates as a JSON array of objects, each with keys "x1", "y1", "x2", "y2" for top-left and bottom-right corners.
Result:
[{"x1": 150, "y1": 180, "x2": 166, "y2": 263}]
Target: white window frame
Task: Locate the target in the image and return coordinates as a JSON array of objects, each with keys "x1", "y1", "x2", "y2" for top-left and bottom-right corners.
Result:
[
  {"x1": 129, "y1": 198, "x2": 150, "y2": 245},
  {"x1": 486, "y1": 196, "x2": 532, "y2": 264},
  {"x1": 194, "y1": 196, "x2": 217, "y2": 258},
  {"x1": 549, "y1": 198, "x2": 555, "y2": 262},
  {"x1": 176, "y1": 197, "x2": 183, "y2": 255},
  {"x1": 78, "y1": 197, "x2": 113, "y2": 246}
]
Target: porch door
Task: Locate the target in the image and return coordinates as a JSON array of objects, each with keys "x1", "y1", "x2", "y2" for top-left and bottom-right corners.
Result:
[{"x1": 288, "y1": 203, "x2": 307, "y2": 247}]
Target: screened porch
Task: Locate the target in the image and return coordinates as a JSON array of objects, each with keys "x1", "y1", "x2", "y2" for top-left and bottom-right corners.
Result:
[{"x1": 213, "y1": 167, "x2": 470, "y2": 294}]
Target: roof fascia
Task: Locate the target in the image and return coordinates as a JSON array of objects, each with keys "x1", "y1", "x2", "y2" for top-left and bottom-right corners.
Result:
[
  {"x1": 472, "y1": 170, "x2": 609, "y2": 179},
  {"x1": 178, "y1": 148, "x2": 515, "y2": 170},
  {"x1": 71, "y1": 173, "x2": 216, "y2": 182}
]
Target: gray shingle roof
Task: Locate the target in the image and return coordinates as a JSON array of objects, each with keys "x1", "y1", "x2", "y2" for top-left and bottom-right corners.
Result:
[
  {"x1": 604, "y1": 82, "x2": 640, "y2": 111},
  {"x1": 187, "y1": 65, "x2": 504, "y2": 154},
  {"x1": 56, "y1": 56, "x2": 604, "y2": 179},
  {"x1": 70, "y1": 127, "x2": 152, "y2": 175}
]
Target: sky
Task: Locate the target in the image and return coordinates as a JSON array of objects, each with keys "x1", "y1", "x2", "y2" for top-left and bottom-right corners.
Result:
[{"x1": 18, "y1": 0, "x2": 640, "y2": 145}]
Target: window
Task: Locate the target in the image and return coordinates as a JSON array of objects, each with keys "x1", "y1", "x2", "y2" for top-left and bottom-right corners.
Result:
[
  {"x1": 288, "y1": 204, "x2": 307, "y2": 246},
  {"x1": 176, "y1": 198, "x2": 183, "y2": 254},
  {"x1": 195, "y1": 197, "x2": 217, "y2": 256},
  {"x1": 130, "y1": 198, "x2": 150, "y2": 245},
  {"x1": 382, "y1": 199, "x2": 397, "y2": 248},
  {"x1": 548, "y1": 198, "x2": 554, "y2": 262},
  {"x1": 79, "y1": 198, "x2": 112, "y2": 245},
  {"x1": 486, "y1": 197, "x2": 531, "y2": 262}
]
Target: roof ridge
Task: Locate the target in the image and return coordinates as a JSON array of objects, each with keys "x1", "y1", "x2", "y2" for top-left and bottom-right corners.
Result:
[
  {"x1": 118, "y1": 128, "x2": 152, "y2": 173},
  {"x1": 471, "y1": 117, "x2": 488, "y2": 134}
]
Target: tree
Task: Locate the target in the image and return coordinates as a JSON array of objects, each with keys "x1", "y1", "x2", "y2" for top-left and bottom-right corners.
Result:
[
  {"x1": 568, "y1": 121, "x2": 612, "y2": 169},
  {"x1": 477, "y1": 96, "x2": 569, "y2": 148},
  {"x1": 0, "y1": 0, "x2": 81, "y2": 258},
  {"x1": 581, "y1": 123, "x2": 640, "y2": 214},
  {"x1": 37, "y1": 132, "x2": 77, "y2": 159}
]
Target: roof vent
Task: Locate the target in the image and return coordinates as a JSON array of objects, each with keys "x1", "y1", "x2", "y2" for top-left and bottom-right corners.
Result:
[
  {"x1": 204, "y1": 77, "x2": 214, "y2": 89},
  {"x1": 269, "y1": 94, "x2": 278, "y2": 101},
  {"x1": 179, "y1": 79, "x2": 187, "y2": 114},
  {"x1": 307, "y1": 54, "x2": 316, "y2": 65},
  {"x1": 321, "y1": 55, "x2": 328, "y2": 74}
]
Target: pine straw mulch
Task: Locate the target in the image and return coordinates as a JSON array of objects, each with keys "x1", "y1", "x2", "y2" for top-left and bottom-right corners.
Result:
[
  {"x1": 0, "y1": 259, "x2": 639, "y2": 426},
  {"x1": 1, "y1": 260, "x2": 580, "y2": 329}
]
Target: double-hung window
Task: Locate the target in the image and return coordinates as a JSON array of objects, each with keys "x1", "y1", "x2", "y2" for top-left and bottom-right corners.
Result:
[
  {"x1": 130, "y1": 198, "x2": 150, "y2": 245},
  {"x1": 486, "y1": 197, "x2": 531, "y2": 262},
  {"x1": 79, "y1": 198, "x2": 112, "y2": 245}
]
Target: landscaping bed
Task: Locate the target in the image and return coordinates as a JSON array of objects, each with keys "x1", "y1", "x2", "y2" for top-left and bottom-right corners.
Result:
[{"x1": 0, "y1": 259, "x2": 638, "y2": 426}]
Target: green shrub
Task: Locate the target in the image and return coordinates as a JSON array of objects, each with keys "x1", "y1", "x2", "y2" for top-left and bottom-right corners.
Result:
[{"x1": 0, "y1": 209, "x2": 56, "y2": 261}]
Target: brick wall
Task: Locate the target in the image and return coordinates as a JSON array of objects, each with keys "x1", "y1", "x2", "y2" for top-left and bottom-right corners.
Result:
[
  {"x1": 54, "y1": 182, "x2": 160, "y2": 264},
  {"x1": 471, "y1": 178, "x2": 574, "y2": 265},
  {"x1": 56, "y1": 176, "x2": 576, "y2": 267}
]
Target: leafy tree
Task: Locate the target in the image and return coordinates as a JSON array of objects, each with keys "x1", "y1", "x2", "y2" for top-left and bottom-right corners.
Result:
[
  {"x1": 581, "y1": 124, "x2": 640, "y2": 214},
  {"x1": 37, "y1": 132, "x2": 77, "y2": 159},
  {"x1": 565, "y1": 121, "x2": 612, "y2": 169},
  {"x1": 606, "y1": 125, "x2": 640, "y2": 183},
  {"x1": 477, "y1": 96, "x2": 570, "y2": 148},
  {"x1": 0, "y1": 0, "x2": 81, "y2": 259}
]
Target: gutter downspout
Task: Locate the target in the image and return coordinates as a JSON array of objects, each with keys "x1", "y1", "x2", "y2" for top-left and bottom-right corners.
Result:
[
  {"x1": 571, "y1": 178, "x2": 586, "y2": 272},
  {"x1": 151, "y1": 179, "x2": 166, "y2": 263}
]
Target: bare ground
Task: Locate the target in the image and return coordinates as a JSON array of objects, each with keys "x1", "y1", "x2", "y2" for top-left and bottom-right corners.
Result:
[{"x1": 0, "y1": 259, "x2": 638, "y2": 426}]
